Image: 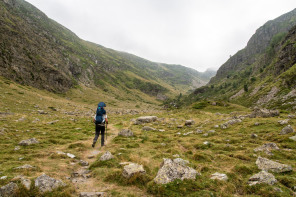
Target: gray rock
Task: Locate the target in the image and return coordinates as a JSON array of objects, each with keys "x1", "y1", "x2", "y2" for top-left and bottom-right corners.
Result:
[
  {"x1": 220, "y1": 124, "x2": 228, "y2": 129},
  {"x1": 100, "y1": 151, "x2": 114, "y2": 161},
  {"x1": 183, "y1": 131, "x2": 193, "y2": 136},
  {"x1": 256, "y1": 157, "x2": 293, "y2": 173},
  {"x1": 122, "y1": 163, "x2": 146, "y2": 179},
  {"x1": 177, "y1": 125, "x2": 183, "y2": 128},
  {"x1": 14, "y1": 146, "x2": 20, "y2": 151},
  {"x1": 19, "y1": 138, "x2": 39, "y2": 146},
  {"x1": 289, "y1": 135, "x2": 296, "y2": 141},
  {"x1": 207, "y1": 130, "x2": 216, "y2": 134},
  {"x1": 173, "y1": 154, "x2": 180, "y2": 158},
  {"x1": 280, "y1": 125, "x2": 294, "y2": 135},
  {"x1": 173, "y1": 158, "x2": 189, "y2": 166},
  {"x1": 37, "y1": 110, "x2": 48, "y2": 114},
  {"x1": 142, "y1": 126, "x2": 156, "y2": 131},
  {"x1": 118, "y1": 129, "x2": 134, "y2": 137},
  {"x1": 79, "y1": 160, "x2": 89, "y2": 166},
  {"x1": 210, "y1": 172, "x2": 228, "y2": 181},
  {"x1": 12, "y1": 176, "x2": 31, "y2": 190},
  {"x1": 161, "y1": 143, "x2": 166, "y2": 146},
  {"x1": 136, "y1": 116, "x2": 158, "y2": 124},
  {"x1": 254, "y1": 143, "x2": 279, "y2": 155},
  {"x1": 250, "y1": 107, "x2": 279, "y2": 118},
  {"x1": 158, "y1": 129, "x2": 165, "y2": 132},
  {"x1": 80, "y1": 192, "x2": 105, "y2": 197},
  {"x1": 185, "y1": 120, "x2": 195, "y2": 126},
  {"x1": 248, "y1": 171, "x2": 277, "y2": 186},
  {"x1": 66, "y1": 153, "x2": 76, "y2": 158},
  {"x1": 288, "y1": 114, "x2": 296, "y2": 119},
  {"x1": 35, "y1": 174, "x2": 65, "y2": 193},
  {"x1": 0, "y1": 176, "x2": 7, "y2": 180},
  {"x1": 195, "y1": 129, "x2": 203, "y2": 134},
  {"x1": 278, "y1": 119, "x2": 290, "y2": 125},
  {"x1": 0, "y1": 182, "x2": 19, "y2": 197},
  {"x1": 154, "y1": 158, "x2": 199, "y2": 184},
  {"x1": 254, "y1": 122, "x2": 260, "y2": 126},
  {"x1": 15, "y1": 164, "x2": 35, "y2": 170},
  {"x1": 251, "y1": 133, "x2": 258, "y2": 138}
]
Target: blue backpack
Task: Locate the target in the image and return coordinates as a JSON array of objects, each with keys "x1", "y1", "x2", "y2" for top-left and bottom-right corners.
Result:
[{"x1": 95, "y1": 102, "x2": 106, "y2": 124}]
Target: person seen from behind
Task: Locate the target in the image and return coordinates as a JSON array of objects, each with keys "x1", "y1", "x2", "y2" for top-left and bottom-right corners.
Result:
[{"x1": 92, "y1": 102, "x2": 108, "y2": 148}]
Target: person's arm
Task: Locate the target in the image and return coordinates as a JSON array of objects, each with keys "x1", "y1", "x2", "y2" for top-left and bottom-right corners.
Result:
[
  {"x1": 104, "y1": 114, "x2": 108, "y2": 124},
  {"x1": 93, "y1": 114, "x2": 96, "y2": 123}
]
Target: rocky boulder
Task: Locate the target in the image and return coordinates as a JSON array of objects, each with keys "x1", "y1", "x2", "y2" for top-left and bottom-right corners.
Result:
[
  {"x1": 122, "y1": 163, "x2": 146, "y2": 179},
  {"x1": 142, "y1": 126, "x2": 156, "y2": 131},
  {"x1": 278, "y1": 119, "x2": 290, "y2": 125},
  {"x1": 185, "y1": 120, "x2": 195, "y2": 126},
  {"x1": 35, "y1": 174, "x2": 65, "y2": 193},
  {"x1": 154, "y1": 158, "x2": 199, "y2": 184},
  {"x1": 19, "y1": 138, "x2": 39, "y2": 146},
  {"x1": 250, "y1": 108, "x2": 279, "y2": 118},
  {"x1": 280, "y1": 125, "x2": 294, "y2": 135},
  {"x1": 100, "y1": 151, "x2": 114, "y2": 161},
  {"x1": 0, "y1": 182, "x2": 19, "y2": 197},
  {"x1": 256, "y1": 157, "x2": 293, "y2": 173},
  {"x1": 254, "y1": 143, "x2": 279, "y2": 155},
  {"x1": 118, "y1": 129, "x2": 134, "y2": 137},
  {"x1": 248, "y1": 171, "x2": 277, "y2": 186},
  {"x1": 210, "y1": 172, "x2": 228, "y2": 181},
  {"x1": 136, "y1": 116, "x2": 158, "y2": 124}
]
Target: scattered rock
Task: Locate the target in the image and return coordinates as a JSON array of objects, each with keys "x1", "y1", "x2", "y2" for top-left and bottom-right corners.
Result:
[
  {"x1": 289, "y1": 135, "x2": 296, "y2": 141},
  {"x1": 248, "y1": 171, "x2": 277, "y2": 186},
  {"x1": 221, "y1": 119, "x2": 242, "y2": 128},
  {"x1": 35, "y1": 174, "x2": 65, "y2": 193},
  {"x1": 288, "y1": 114, "x2": 296, "y2": 119},
  {"x1": 185, "y1": 120, "x2": 195, "y2": 126},
  {"x1": 66, "y1": 153, "x2": 76, "y2": 159},
  {"x1": 47, "y1": 120, "x2": 59, "y2": 125},
  {"x1": 0, "y1": 176, "x2": 7, "y2": 180},
  {"x1": 177, "y1": 125, "x2": 183, "y2": 128},
  {"x1": 254, "y1": 143, "x2": 279, "y2": 155},
  {"x1": 158, "y1": 129, "x2": 165, "y2": 132},
  {"x1": 195, "y1": 129, "x2": 203, "y2": 134},
  {"x1": 274, "y1": 187, "x2": 283, "y2": 193},
  {"x1": 142, "y1": 126, "x2": 156, "y2": 131},
  {"x1": 161, "y1": 143, "x2": 166, "y2": 146},
  {"x1": 19, "y1": 138, "x2": 39, "y2": 146},
  {"x1": 207, "y1": 130, "x2": 216, "y2": 134},
  {"x1": 256, "y1": 157, "x2": 292, "y2": 173},
  {"x1": 254, "y1": 122, "x2": 260, "y2": 126},
  {"x1": 173, "y1": 154, "x2": 180, "y2": 158},
  {"x1": 214, "y1": 125, "x2": 219, "y2": 128},
  {"x1": 203, "y1": 141, "x2": 210, "y2": 145},
  {"x1": 251, "y1": 133, "x2": 258, "y2": 138},
  {"x1": 278, "y1": 119, "x2": 290, "y2": 125},
  {"x1": 154, "y1": 158, "x2": 199, "y2": 184},
  {"x1": 203, "y1": 133, "x2": 209, "y2": 137},
  {"x1": 250, "y1": 107, "x2": 279, "y2": 118},
  {"x1": 79, "y1": 160, "x2": 89, "y2": 166},
  {"x1": 12, "y1": 176, "x2": 31, "y2": 190},
  {"x1": 0, "y1": 182, "x2": 19, "y2": 197},
  {"x1": 173, "y1": 158, "x2": 189, "y2": 166},
  {"x1": 210, "y1": 172, "x2": 228, "y2": 181},
  {"x1": 100, "y1": 151, "x2": 114, "y2": 161},
  {"x1": 37, "y1": 110, "x2": 48, "y2": 114},
  {"x1": 14, "y1": 146, "x2": 20, "y2": 151},
  {"x1": 122, "y1": 163, "x2": 146, "y2": 179},
  {"x1": 79, "y1": 192, "x2": 105, "y2": 197},
  {"x1": 15, "y1": 164, "x2": 35, "y2": 170},
  {"x1": 220, "y1": 124, "x2": 227, "y2": 129},
  {"x1": 118, "y1": 129, "x2": 134, "y2": 137},
  {"x1": 183, "y1": 131, "x2": 193, "y2": 136},
  {"x1": 280, "y1": 125, "x2": 294, "y2": 135}
]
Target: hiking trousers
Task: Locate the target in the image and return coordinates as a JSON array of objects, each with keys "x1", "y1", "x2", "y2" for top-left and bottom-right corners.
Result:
[{"x1": 93, "y1": 124, "x2": 105, "y2": 146}]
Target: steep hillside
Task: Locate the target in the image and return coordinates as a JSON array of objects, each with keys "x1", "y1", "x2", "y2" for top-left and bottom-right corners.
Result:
[
  {"x1": 188, "y1": 9, "x2": 296, "y2": 111},
  {"x1": 0, "y1": 0, "x2": 212, "y2": 105}
]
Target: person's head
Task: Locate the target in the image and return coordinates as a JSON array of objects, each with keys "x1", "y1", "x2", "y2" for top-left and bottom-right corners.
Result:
[{"x1": 98, "y1": 102, "x2": 106, "y2": 108}]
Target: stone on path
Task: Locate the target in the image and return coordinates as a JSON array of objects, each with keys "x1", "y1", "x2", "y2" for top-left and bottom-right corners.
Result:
[
  {"x1": 0, "y1": 182, "x2": 19, "y2": 197},
  {"x1": 248, "y1": 171, "x2": 277, "y2": 186},
  {"x1": 280, "y1": 125, "x2": 294, "y2": 135},
  {"x1": 254, "y1": 143, "x2": 279, "y2": 155},
  {"x1": 35, "y1": 174, "x2": 65, "y2": 193},
  {"x1": 142, "y1": 126, "x2": 156, "y2": 131},
  {"x1": 80, "y1": 192, "x2": 105, "y2": 197},
  {"x1": 185, "y1": 120, "x2": 195, "y2": 126},
  {"x1": 118, "y1": 129, "x2": 134, "y2": 137},
  {"x1": 122, "y1": 163, "x2": 146, "y2": 179},
  {"x1": 19, "y1": 138, "x2": 39, "y2": 146},
  {"x1": 100, "y1": 151, "x2": 114, "y2": 161},
  {"x1": 210, "y1": 172, "x2": 228, "y2": 181},
  {"x1": 154, "y1": 158, "x2": 199, "y2": 184},
  {"x1": 256, "y1": 157, "x2": 292, "y2": 173}
]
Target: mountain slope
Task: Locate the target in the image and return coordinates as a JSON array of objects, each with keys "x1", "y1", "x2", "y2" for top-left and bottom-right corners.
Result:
[
  {"x1": 0, "y1": 0, "x2": 213, "y2": 105},
  {"x1": 187, "y1": 9, "x2": 296, "y2": 110}
]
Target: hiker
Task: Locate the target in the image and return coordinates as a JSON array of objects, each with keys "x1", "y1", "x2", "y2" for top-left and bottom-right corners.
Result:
[{"x1": 92, "y1": 102, "x2": 108, "y2": 148}]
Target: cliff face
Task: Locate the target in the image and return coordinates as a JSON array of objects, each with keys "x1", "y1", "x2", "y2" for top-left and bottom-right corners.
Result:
[
  {"x1": 210, "y1": 8, "x2": 296, "y2": 84},
  {"x1": 0, "y1": 0, "x2": 214, "y2": 97}
]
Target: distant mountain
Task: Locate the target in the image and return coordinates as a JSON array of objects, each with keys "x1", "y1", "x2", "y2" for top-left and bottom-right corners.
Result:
[
  {"x1": 0, "y1": 0, "x2": 212, "y2": 103},
  {"x1": 187, "y1": 8, "x2": 296, "y2": 110}
]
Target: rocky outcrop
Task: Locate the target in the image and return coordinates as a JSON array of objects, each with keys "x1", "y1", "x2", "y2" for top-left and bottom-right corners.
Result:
[
  {"x1": 248, "y1": 171, "x2": 277, "y2": 186},
  {"x1": 19, "y1": 138, "x2": 39, "y2": 146},
  {"x1": 35, "y1": 174, "x2": 65, "y2": 193},
  {"x1": 136, "y1": 116, "x2": 158, "y2": 124},
  {"x1": 100, "y1": 151, "x2": 114, "y2": 161},
  {"x1": 280, "y1": 125, "x2": 294, "y2": 135},
  {"x1": 250, "y1": 108, "x2": 279, "y2": 118},
  {"x1": 256, "y1": 157, "x2": 293, "y2": 173},
  {"x1": 256, "y1": 87, "x2": 279, "y2": 105},
  {"x1": 254, "y1": 143, "x2": 280, "y2": 155},
  {"x1": 154, "y1": 158, "x2": 198, "y2": 184},
  {"x1": 122, "y1": 163, "x2": 146, "y2": 179}
]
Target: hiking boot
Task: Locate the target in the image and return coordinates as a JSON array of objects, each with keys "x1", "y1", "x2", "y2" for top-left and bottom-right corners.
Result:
[{"x1": 92, "y1": 143, "x2": 95, "y2": 148}]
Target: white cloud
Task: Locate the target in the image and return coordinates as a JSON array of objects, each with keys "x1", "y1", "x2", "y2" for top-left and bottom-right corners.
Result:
[{"x1": 26, "y1": 0, "x2": 296, "y2": 71}]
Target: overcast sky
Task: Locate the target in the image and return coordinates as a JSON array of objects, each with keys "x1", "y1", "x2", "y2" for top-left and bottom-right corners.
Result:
[{"x1": 26, "y1": 0, "x2": 296, "y2": 72}]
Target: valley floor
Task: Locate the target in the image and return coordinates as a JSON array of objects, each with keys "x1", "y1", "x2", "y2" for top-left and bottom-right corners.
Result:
[{"x1": 0, "y1": 78, "x2": 296, "y2": 197}]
